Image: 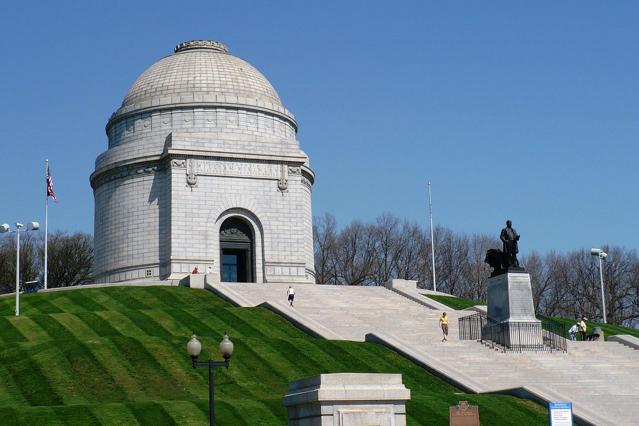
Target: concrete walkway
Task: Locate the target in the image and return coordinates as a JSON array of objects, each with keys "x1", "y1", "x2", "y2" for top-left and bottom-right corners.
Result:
[{"x1": 211, "y1": 282, "x2": 639, "y2": 426}]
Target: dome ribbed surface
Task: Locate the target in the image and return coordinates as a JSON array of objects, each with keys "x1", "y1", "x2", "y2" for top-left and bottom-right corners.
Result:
[{"x1": 121, "y1": 43, "x2": 282, "y2": 110}]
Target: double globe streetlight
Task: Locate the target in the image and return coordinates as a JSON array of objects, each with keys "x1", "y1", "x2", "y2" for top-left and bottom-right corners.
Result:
[
  {"x1": 591, "y1": 248, "x2": 608, "y2": 324},
  {"x1": 1, "y1": 222, "x2": 40, "y2": 316},
  {"x1": 187, "y1": 333, "x2": 234, "y2": 426}
]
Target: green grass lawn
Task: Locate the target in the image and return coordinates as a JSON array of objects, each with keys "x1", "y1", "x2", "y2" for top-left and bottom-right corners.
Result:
[
  {"x1": 425, "y1": 294, "x2": 484, "y2": 310},
  {"x1": 0, "y1": 286, "x2": 547, "y2": 425}
]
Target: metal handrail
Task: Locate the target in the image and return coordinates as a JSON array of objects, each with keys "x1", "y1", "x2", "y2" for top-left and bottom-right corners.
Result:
[{"x1": 458, "y1": 312, "x2": 566, "y2": 353}]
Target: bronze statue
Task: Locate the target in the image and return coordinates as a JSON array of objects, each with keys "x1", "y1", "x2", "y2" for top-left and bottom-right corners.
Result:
[
  {"x1": 500, "y1": 220, "x2": 520, "y2": 267},
  {"x1": 485, "y1": 220, "x2": 525, "y2": 276}
]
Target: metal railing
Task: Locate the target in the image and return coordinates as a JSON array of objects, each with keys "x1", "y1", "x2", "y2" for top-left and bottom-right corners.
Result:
[{"x1": 458, "y1": 313, "x2": 567, "y2": 353}]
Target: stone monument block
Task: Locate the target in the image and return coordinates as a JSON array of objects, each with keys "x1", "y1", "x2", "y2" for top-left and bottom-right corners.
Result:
[
  {"x1": 486, "y1": 272, "x2": 542, "y2": 347},
  {"x1": 188, "y1": 273, "x2": 205, "y2": 289},
  {"x1": 283, "y1": 373, "x2": 411, "y2": 426},
  {"x1": 487, "y1": 272, "x2": 537, "y2": 322}
]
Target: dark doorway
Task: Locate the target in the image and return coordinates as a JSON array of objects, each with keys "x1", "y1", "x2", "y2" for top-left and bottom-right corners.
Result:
[{"x1": 220, "y1": 217, "x2": 254, "y2": 283}]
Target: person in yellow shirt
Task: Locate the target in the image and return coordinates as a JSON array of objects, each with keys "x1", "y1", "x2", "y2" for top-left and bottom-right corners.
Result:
[
  {"x1": 439, "y1": 312, "x2": 449, "y2": 342},
  {"x1": 579, "y1": 317, "x2": 587, "y2": 341}
]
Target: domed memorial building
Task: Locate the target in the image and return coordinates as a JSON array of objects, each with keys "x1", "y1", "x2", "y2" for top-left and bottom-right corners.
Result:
[{"x1": 90, "y1": 40, "x2": 315, "y2": 284}]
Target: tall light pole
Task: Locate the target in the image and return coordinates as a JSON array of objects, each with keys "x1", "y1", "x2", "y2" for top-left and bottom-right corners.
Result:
[
  {"x1": 428, "y1": 181, "x2": 437, "y2": 292},
  {"x1": 1, "y1": 222, "x2": 40, "y2": 316},
  {"x1": 590, "y1": 248, "x2": 608, "y2": 324},
  {"x1": 187, "y1": 333, "x2": 234, "y2": 426}
]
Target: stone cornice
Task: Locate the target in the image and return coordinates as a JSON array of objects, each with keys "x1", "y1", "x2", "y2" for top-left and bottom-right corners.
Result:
[{"x1": 90, "y1": 150, "x2": 313, "y2": 189}]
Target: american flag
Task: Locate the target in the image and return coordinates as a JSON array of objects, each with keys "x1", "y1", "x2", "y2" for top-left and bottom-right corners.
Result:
[{"x1": 47, "y1": 164, "x2": 57, "y2": 202}]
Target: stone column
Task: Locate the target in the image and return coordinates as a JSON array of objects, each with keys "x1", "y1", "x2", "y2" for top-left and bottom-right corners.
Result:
[{"x1": 283, "y1": 373, "x2": 410, "y2": 426}]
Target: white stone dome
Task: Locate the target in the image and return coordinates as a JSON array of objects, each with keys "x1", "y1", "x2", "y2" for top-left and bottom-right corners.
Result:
[{"x1": 110, "y1": 40, "x2": 293, "y2": 123}]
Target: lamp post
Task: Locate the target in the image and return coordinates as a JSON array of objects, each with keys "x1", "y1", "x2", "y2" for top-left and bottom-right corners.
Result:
[
  {"x1": 590, "y1": 248, "x2": 608, "y2": 324},
  {"x1": 1, "y1": 222, "x2": 40, "y2": 316},
  {"x1": 187, "y1": 332, "x2": 234, "y2": 426}
]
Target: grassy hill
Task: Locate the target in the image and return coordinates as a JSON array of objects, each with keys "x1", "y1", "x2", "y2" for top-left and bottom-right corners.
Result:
[
  {"x1": 425, "y1": 294, "x2": 484, "y2": 310},
  {"x1": 0, "y1": 286, "x2": 547, "y2": 425}
]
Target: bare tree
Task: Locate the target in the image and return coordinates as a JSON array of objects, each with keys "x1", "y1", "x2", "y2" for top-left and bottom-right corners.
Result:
[
  {"x1": 313, "y1": 214, "x2": 339, "y2": 284},
  {"x1": 42, "y1": 232, "x2": 93, "y2": 288},
  {"x1": 311, "y1": 212, "x2": 639, "y2": 326}
]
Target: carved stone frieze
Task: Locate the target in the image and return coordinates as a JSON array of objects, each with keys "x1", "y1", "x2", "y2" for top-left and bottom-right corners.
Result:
[
  {"x1": 91, "y1": 162, "x2": 159, "y2": 188},
  {"x1": 288, "y1": 166, "x2": 302, "y2": 175},
  {"x1": 171, "y1": 159, "x2": 186, "y2": 168},
  {"x1": 278, "y1": 164, "x2": 288, "y2": 192},
  {"x1": 186, "y1": 159, "x2": 197, "y2": 190},
  {"x1": 195, "y1": 159, "x2": 280, "y2": 179}
]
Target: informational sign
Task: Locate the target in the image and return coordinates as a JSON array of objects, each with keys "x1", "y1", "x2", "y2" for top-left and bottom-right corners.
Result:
[
  {"x1": 549, "y1": 402, "x2": 573, "y2": 426},
  {"x1": 449, "y1": 400, "x2": 479, "y2": 426}
]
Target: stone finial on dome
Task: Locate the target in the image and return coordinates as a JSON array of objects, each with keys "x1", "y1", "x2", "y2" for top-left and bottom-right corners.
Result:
[{"x1": 174, "y1": 40, "x2": 228, "y2": 54}]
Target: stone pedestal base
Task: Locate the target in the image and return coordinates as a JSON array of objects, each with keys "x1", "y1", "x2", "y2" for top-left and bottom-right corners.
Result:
[
  {"x1": 486, "y1": 271, "x2": 543, "y2": 348},
  {"x1": 487, "y1": 271, "x2": 537, "y2": 322},
  {"x1": 283, "y1": 373, "x2": 410, "y2": 426}
]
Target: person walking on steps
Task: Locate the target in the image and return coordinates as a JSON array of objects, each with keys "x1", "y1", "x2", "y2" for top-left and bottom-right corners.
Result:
[
  {"x1": 439, "y1": 312, "x2": 449, "y2": 342},
  {"x1": 287, "y1": 286, "x2": 295, "y2": 307},
  {"x1": 579, "y1": 317, "x2": 588, "y2": 341}
]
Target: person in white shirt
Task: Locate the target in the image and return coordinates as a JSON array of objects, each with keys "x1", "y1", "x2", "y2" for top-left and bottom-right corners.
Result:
[
  {"x1": 568, "y1": 323, "x2": 578, "y2": 341},
  {"x1": 287, "y1": 286, "x2": 295, "y2": 307},
  {"x1": 206, "y1": 266, "x2": 213, "y2": 275}
]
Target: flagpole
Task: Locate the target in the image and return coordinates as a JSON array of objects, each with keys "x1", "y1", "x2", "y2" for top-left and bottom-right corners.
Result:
[
  {"x1": 428, "y1": 181, "x2": 437, "y2": 292},
  {"x1": 44, "y1": 159, "x2": 48, "y2": 290}
]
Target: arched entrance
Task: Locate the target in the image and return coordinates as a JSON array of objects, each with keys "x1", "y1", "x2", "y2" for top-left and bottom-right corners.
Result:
[{"x1": 219, "y1": 217, "x2": 254, "y2": 282}]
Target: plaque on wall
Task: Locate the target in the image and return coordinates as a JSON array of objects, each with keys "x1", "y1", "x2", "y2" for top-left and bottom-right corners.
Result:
[{"x1": 449, "y1": 401, "x2": 479, "y2": 426}]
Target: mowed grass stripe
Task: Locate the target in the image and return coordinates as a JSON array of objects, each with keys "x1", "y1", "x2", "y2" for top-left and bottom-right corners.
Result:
[
  {"x1": 0, "y1": 364, "x2": 29, "y2": 406},
  {"x1": 8, "y1": 293, "x2": 64, "y2": 315},
  {"x1": 128, "y1": 401, "x2": 177, "y2": 426},
  {"x1": 102, "y1": 287, "x2": 152, "y2": 310},
  {"x1": 118, "y1": 309, "x2": 174, "y2": 337},
  {"x1": 47, "y1": 291, "x2": 108, "y2": 313},
  {"x1": 51, "y1": 339, "x2": 124, "y2": 403},
  {"x1": 10, "y1": 317, "x2": 50, "y2": 342},
  {"x1": 51, "y1": 313, "x2": 101, "y2": 341},
  {"x1": 95, "y1": 310, "x2": 154, "y2": 338},
  {"x1": 137, "y1": 337, "x2": 203, "y2": 399},
  {"x1": 142, "y1": 309, "x2": 191, "y2": 336},
  {"x1": 110, "y1": 336, "x2": 186, "y2": 400},
  {"x1": 260, "y1": 337, "x2": 326, "y2": 378},
  {"x1": 79, "y1": 288, "x2": 133, "y2": 312},
  {"x1": 0, "y1": 316, "x2": 26, "y2": 343},
  {"x1": 83, "y1": 339, "x2": 146, "y2": 400},
  {"x1": 162, "y1": 400, "x2": 210, "y2": 425},
  {"x1": 29, "y1": 314, "x2": 76, "y2": 341},
  {"x1": 74, "y1": 311, "x2": 123, "y2": 337},
  {"x1": 52, "y1": 404, "x2": 101, "y2": 425},
  {"x1": 152, "y1": 286, "x2": 230, "y2": 309},
  {"x1": 90, "y1": 401, "x2": 143, "y2": 425},
  {"x1": 162, "y1": 308, "x2": 221, "y2": 337},
  {"x1": 0, "y1": 344, "x2": 64, "y2": 406},
  {"x1": 29, "y1": 342, "x2": 95, "y2": 405}
]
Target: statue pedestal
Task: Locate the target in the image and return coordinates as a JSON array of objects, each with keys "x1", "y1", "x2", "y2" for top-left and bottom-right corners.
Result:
[{"x1": 485, "y1": 271, "x2": 542, "y2": 348}]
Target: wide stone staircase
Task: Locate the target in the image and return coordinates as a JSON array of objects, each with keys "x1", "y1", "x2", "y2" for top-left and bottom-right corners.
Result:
[{"x1": 211, "y1": 282, "x2": 639, "y2": 426}]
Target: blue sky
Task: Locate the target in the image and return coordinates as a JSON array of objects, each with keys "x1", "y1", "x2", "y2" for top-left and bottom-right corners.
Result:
[{"x1": 0, "y1": 1, "x2": 637, "y2": 254}]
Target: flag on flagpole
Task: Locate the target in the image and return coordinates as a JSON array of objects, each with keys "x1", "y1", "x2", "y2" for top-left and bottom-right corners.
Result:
[{"x1": 46, "y1": 164, "x2": 57, "y2": 202}]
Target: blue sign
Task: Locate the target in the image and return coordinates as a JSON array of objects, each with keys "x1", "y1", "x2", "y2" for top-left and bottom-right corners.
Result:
[{"x1": 549, "y1": 402, "x2": 573, "y2": 426}]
